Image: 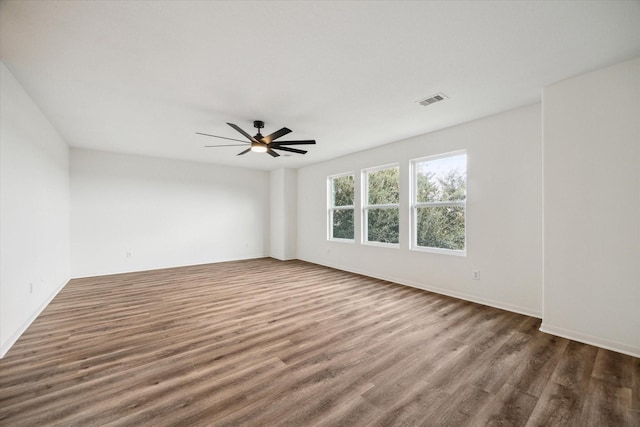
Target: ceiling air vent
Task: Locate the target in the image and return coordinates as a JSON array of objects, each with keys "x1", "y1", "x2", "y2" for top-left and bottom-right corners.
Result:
[{"x1": 417, "y1": 92, "x2": 448, "y2": 107}]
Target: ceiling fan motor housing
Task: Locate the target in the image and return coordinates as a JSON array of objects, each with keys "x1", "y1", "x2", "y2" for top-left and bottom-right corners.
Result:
[{"x1": 253, "y1": 120, "x2": 265, "y2": 129}]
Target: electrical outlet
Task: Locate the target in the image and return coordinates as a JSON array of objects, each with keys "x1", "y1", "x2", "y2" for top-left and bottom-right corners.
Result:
[
  {"x1": 472, "y1": 270, "x2": 480, "y2": 280},
  {"x1": 126, "y1": 251, "x2": 132, "y2": 258},
  {"x1": 29, "y1": 282, "x2": 33, "y2": 293}
]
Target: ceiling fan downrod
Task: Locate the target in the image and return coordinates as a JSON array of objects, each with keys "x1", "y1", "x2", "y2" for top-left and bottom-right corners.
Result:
[{"x1": 253, "y1": 120, "x2": 265, "y2": 140}]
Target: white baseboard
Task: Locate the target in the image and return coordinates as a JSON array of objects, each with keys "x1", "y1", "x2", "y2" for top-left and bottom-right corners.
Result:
[
  {"x1": 297, "y1": 257, "x2": 542, "y2": 319},
  {"x1": 270, "y1": 255, "x2": 297, "y2": 261},
  {"x1": 70, "y1": 254, "x2": 268, "y2": 279},
  {"x1": 0, "y1": 277, "x2": 69, "y2": 359},
  {"x1": 540, "y1": 323, "x2": 640, "y2": 358}
]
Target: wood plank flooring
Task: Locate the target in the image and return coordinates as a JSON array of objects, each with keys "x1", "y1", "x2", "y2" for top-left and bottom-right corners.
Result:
[{"x1": 1, "y1": 258, "x2": 638, "y2": 426}]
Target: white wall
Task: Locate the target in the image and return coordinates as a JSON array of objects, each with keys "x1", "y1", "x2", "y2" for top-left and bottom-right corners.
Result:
[
  {"x1": 298, "y1": 104, "x2": 543, "y2": 317},
  {"x1": 542, "y1": 57, "x2": 640, "y2": 357},
  {"x1": 0, "y1": 62, "x2": 71, "y2": 357},
  {"x1": 70, "y1": 149, "x2": 270, "y2": 277},
  {"x1": 270, "y1": 168, "x2": 297, "y2": 260}
]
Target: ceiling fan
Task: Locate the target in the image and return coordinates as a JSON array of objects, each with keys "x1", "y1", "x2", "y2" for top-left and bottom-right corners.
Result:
[{"x1": 197, "y1": 120, "x2": 316, "y2": 157}]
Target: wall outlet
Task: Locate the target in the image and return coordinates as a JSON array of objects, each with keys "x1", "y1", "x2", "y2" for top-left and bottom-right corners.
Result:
[
  {"x1": 126, "y1": 251, "x2": 132, "y2": 258},
  {"x1": 29, "y1": 282, "x2": 33, "y2": 293},
  {"x1": 472, "y1": 270, "x2": 480, "y2": 280}
]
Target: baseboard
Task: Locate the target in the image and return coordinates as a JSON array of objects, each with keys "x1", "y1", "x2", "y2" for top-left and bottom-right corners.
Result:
[
  {"x1": 270, "y1": 255, "x2": 297, "y2": 261},
  {"x1": 70, "y1": 254, "x2": 269, "y2": 279},
  {"x1": 297, "y1": 257, "x2": 542, "y2": 319},
  {"x1": 540, "y1": 322, "x2": 640, "y2": 358},
  {"x1": 0, "y1": 277, "x2": 69, "y2": 359}
]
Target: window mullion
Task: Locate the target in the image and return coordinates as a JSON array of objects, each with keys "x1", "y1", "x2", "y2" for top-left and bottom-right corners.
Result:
[
  {"x1": 363, "y1": 203, "x2": 399, "y2": 210},
  {"x1": 414, "y1": 201, "x2": 465, "y2": 208}
]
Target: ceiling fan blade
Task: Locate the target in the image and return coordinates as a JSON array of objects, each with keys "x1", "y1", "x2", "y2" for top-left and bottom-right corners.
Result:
[
  {"x1": 271, "y1": 140, "x2": 316, "y2": 146},
  {"x1": 267, "y1": 149, "x2": 280, "y2": 157},
  {"x1": 204, "y1": 144, "x2": 249, "y2": 148},
  {"x1": 271, "y1": 146, "x2": 307, "y2": 155},
  {"x1": 261, "y1": 127, "x2": 292, "y2": 144},
  {"x1": 227, "y1": 123, "x2": 259, "y2": 143},
  {"x1": 237, "y1": 148, "x2": 252, "y2": 156},
  {"x1": 196, "y1": 132, "x2": 248, "y2": 143}
]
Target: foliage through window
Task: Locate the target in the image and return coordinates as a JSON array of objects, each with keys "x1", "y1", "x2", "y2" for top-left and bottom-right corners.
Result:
[
  {"x1": 412, "y1": 152, "x2": 466, "y2": 253},
  {"x1": 328, "y1": 173, "x2": 355, "y2": 240},
  {"x1": 363, "y1": 165, "x2": 399, "y2": 245}
]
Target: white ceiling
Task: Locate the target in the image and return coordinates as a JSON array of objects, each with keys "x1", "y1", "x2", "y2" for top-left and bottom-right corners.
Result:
[{"x1": 1, "y1": 1, "x2": 639, "y2": 171}]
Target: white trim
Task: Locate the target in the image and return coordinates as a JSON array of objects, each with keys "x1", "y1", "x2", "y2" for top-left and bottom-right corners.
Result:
[
  {"x1": 540, "y1": 95, "x2": 546, "y2": 323},
  {"x1": 411, "y1": 149, "x2": 468, "y2": 165},
  {"x1": 362, "y1": 240, "x2": 400, "y2": 249},
  {"x1": 71, "y1": 255, "x2": 268, "y2": 279},
  {"x1": 327, "y1": 171, "x2": 355, "y2": 180},
  {"x1": 328, "y1": 237, "x2": 355, "y2": 244},
  {"x1": 414, "y1": 201, "x2": 465, "y2": 208},
  {"x1": 0, "y1": 277, "x2": 69, "y2": 359},
  {"x1": 361, "y1": 162, "x2": 400, "y2": 175},
  {"x1": 540, "y1": 322, "x2": 640, "y2": 358},
  {"x1": 363, "y1": 204, "x2": 398, "y2": 210},
  {"x1": 298, "y1": 256, "x2": 542, "y2": 318},
  {"x1": 411, "y1": 245, "x2": 466, "y2": 257}
]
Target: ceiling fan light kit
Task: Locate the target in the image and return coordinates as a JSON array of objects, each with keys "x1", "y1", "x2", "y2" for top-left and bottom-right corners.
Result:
[
  {"x1": 251, "y1": 142, "x2": 267, "y2": 153},
  {"x1": 198, "y1": 120, "x2": 316, "y2": 157}
]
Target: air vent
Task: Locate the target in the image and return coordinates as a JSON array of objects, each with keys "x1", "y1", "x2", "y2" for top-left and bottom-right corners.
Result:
[{"x1": 417, "y1": 92, "x2": 448, "y2": 107}]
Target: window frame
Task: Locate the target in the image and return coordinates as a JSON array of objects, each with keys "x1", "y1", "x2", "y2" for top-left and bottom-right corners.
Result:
[
  {"x1": 410, "y1": 151, "x2": 467, "y2": 256},
  {"x1": 362, "y1": 163, "x2": 400, "y2": 248},
  {"x1": 327, "y1": 172, "x2": 355, "y2": 242}
]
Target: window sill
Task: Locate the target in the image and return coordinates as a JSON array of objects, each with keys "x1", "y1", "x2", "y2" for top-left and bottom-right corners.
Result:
[
  {"x1": 363, "y1": 241, "x2": 400, "y2": 249},
  {"x1": 410, "y1": 246, "x2": 466, "y2": 257},
  {"x1": 328, "y1": 238, "x2": 355, "y2": 243}
]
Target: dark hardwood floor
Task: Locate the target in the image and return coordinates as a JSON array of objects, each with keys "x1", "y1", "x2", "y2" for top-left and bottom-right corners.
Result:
[{"x1": 0, "y1": 258, "x2": 638, "y2": 426}]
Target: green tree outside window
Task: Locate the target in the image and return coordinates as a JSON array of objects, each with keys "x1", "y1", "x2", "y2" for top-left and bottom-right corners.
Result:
[
  {"x1": 329, "y1": 174, "x2": 354, "y2": 240},
  {"x1": 365, "y1": 166, "x2": 399, "y2": 244},
  {"x1": 413, "y1": 153, "x2": 466, "y2": 252}
]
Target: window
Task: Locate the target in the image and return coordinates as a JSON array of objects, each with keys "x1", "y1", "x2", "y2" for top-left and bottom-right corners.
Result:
[
  {"x1": 363, "y1": 164, "x2": 399, "y2": 245},
  {"x1": 411, "y1": 152, "x2": 466, "y2": 254},
  {"x1": 328, "y1": 173, "x2": 355, "y2": 241}
]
